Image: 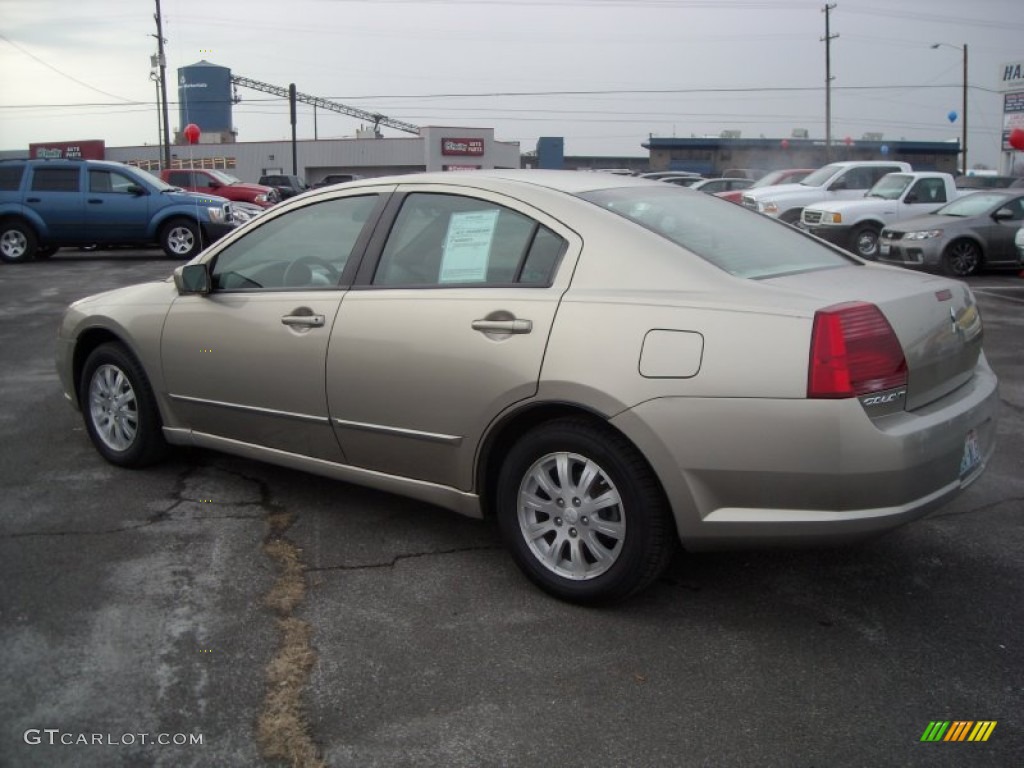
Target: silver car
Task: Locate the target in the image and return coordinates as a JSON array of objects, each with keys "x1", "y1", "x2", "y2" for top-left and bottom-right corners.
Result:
[
  {"x1": 56, "y1": 171, "x2": 999, "y2": 604},
  {"x1": 877, "y1": 190, "x2": 1024, "y2": 276}
]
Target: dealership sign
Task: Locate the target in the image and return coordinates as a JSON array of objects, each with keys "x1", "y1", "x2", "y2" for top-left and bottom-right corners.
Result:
[
  {"x1": 1000, "y1": 60, "x2": 1024, "y2": 91},
  {"x1": 28, "y1": 140, "x2": 105, "y2": 160},
  {"x1": 442, "y1": 138, "x2": 485, "y2": 156}
]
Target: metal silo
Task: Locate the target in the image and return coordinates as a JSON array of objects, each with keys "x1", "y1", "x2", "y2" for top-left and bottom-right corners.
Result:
[{"x1": 177, "y1": 61, "x2": 232, "y2": 137}]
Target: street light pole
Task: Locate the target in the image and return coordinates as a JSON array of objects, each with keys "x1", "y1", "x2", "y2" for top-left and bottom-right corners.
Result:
[{"x1": 932, "y1": 42, "x2": 968, "y2": 173}]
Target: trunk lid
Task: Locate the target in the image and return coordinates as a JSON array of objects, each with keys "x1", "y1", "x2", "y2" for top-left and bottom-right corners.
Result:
[{"x1": 765, "y1": 265, "x2": 982, "y2": 410}]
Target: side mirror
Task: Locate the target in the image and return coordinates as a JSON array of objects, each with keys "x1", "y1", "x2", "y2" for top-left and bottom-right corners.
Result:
[
  {"x1": 830, "y1": 179, "x2": 848, "y2": 191},
  {"x1": 174, "y1": 263, "x2": 212, "y2": 295},
  {"x1": 208, "y1": 179, "x2": 222, "y2": 188},
  {"x1": 127, "y1": 184, "x2": 147, "y2": 196},
  {"x1": 992, "y1": 208, "x2": 1015, "y2": 222},
  {"x1": 904, "y1": 194, "x2": 918, "y2": 204}
]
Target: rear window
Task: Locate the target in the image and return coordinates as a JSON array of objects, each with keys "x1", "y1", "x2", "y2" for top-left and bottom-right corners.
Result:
[
  {"x1": 0, "y1": 164, "x2": 25, "y2": 191},
  {"x1": 579, "y1": 186, "x2": 856, "y2": 279},
  {"x1": 30, "y1": 167, "x2": 80, "y2": 192}
]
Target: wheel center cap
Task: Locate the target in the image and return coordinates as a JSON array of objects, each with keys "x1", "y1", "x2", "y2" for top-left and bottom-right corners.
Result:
[{"x1": 564, "y1": 508, "x2": 579, "y2": 524}]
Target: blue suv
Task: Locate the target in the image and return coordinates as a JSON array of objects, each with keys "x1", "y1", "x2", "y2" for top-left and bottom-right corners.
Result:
[{"x1": 0, "y1": 159, "x2": 235, "y2": 263}]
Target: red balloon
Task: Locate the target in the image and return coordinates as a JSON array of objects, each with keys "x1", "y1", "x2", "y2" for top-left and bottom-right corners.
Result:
[
  {"x1": 183, "y1": 123, "x2": 201, "y2": 144},
  {"x1": 844, "y1": 136, "x2": 853, "y2": 146},
  {"x1": 780, "y1": 139, "x2": 790, "y2": 149},
  {"x1": 1010, "y1": 128, "x2": 1024, "y2": 151}
]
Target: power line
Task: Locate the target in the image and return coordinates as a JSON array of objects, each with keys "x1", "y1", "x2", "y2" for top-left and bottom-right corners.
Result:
[{"x1": 0, "y1": 33, "x2": 136, "y2": 103}]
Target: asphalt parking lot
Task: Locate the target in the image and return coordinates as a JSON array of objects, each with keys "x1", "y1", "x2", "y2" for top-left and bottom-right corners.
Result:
[{"x1": 1, "y1": 250, "x2": 1022, "y2": 767}]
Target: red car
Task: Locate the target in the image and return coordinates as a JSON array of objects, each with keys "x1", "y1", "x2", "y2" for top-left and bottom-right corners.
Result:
[
  {"x1": 160, "y1": 169, "x2": 279, "y2": 208},
  {"x1": 715, "y1": 168, "x2": 815, "y2": 204}
]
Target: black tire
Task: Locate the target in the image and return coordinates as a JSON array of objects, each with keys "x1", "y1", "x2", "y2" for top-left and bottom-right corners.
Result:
[
  {"x1": 941, "y1": 239, "x2": 982, "y2": 277},
  {"x1": 0, "y1": 220, "x2": 38, "y2": 263},
  {"x1": 851, "y1": 223, "x2": 881, "y2": 259},
  {"x1": 159, "y1": 218, "x2": 203, "y2": 259},
  {"x1": 35, "y1": 245, "x2": 59, "y2": 259},
  {"x1": 80, "y1": 342, "x2": 167, "y2": 467},
  {"x1": 496, "y1": 417, "x2": 676, "y2": 604}
]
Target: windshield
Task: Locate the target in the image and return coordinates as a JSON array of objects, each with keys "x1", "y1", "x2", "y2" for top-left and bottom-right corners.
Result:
[
  {"x1": 799, "y1": 164, "x2": 843, "y2": 187},
  {"x1": 208, "y1": 170, "x2": 241, "y2": 185},
  {"x1": 934, "y1": 193, "x2": 1011, "y2": 217},
  {"x1": 867, "y1": 174, "x2": 911, "y2": 199},
  {"x1": 579, "y1": 186, "x2": 856, "y2": 279}
]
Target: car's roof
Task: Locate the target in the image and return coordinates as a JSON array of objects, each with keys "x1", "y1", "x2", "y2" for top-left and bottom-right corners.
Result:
[{"x1": 341, "y1": 169, "x2": 665, "y2": 195}]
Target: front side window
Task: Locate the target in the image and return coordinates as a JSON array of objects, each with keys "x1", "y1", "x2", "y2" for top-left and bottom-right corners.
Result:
[
  {"x1": 211, "y1": 195, "x2": 380, "y2": 290},
  {"x1": 89, "y1": 170, "x2": 140, "y2": 194},
  {"x1": 580, "y1": 186, "x2": 855, "y2": 279},
  {"x1": 373, "y1": 193, "x2": 566, "y2": 287},
  {"x1": 908, "y1": 178, "x2": 947, "y2": 204},
  {"x1": 30, "y1": 167, "x2": 79, "y2": 192}
]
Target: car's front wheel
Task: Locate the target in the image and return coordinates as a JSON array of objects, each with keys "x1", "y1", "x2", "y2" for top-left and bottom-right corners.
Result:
[
  {"x1": 942, "y1": 239, "x2": 982, "y2": 277},
  {"x1": 80, "y1": 343, "x2": 166, "y2": 467},
  {"x1": 159, "y1": 218, "x2": 202, "y2": 259},
  {"x1": 496, "y1": 418, "x2": 675, "y2": 604},
  {"x1": 0, "y1": 220, "x2": 38, "y2": 263}
]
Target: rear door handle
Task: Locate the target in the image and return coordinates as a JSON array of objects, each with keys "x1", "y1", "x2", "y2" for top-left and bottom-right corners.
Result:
[
  {"x1": 472, "y1": 318, "x2": 532, "y2": 334},
  {"x1": 26, "y1": 197, "x2": 41, "y2": 203},
  {"x1": 281, "y1": 314, "x2": 325, "y2": 328},
  {"x1": 88, "y1": 199, "x2": 103, "y2": 204}
]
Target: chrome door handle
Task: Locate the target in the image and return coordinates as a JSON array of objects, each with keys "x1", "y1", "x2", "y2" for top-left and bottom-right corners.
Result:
[
  {"x1": 471, "y1": 318, "x2": 532, "y2": 334},
  {"x1": 281, "y1": 314, "x2": 325, "y2": 328}
]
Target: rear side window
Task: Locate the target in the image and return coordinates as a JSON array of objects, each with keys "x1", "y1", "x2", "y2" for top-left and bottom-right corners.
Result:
[
  {"x1": 373, "y1": 193, "x2": 566, "y2": 287},
  {"x1": 166, "y1": 171, "x2": 191, "y2": 187},
  {"x1": 30, "y1": 167, "x2": 79, "y2": 192},
  {"x1": 0, "y1": 165, "x2": 25, "y2": 191}
]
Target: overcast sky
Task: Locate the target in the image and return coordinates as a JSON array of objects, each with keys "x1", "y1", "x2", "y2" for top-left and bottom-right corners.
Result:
[{"x1": 1, "y1": 0, "x2": 1022, "y2": 168}]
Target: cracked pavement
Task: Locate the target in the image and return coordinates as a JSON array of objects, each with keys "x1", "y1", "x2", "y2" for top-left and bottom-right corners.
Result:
[{"x1": 1, "y1": 253, "x2": 1022, "y2": 767}]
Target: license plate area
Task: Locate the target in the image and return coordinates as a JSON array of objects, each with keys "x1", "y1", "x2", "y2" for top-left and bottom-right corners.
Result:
[{"x1": 959, "y1": 429, "x2": 982, "y2": 479}]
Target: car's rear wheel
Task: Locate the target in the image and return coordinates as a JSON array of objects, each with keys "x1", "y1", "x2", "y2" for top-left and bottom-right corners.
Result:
[
  {"x1": 496, "y1": 418, "x2": 675, "y2": 604},
  {"x1": 80, "y1": 343, "x2": 166, "y2": 467},
  {"x1": 0, "y1": 220, "x2": 38, "y2": 263},
  {"x1": 160, "y1": 218, "x2": 202, "y2": 259},
  {"x1": 852, "y1": 223, "x2": 881, "y2": 259},
  {"x1": 942, "y1": 239, "x2": 982, "y2": 277}
]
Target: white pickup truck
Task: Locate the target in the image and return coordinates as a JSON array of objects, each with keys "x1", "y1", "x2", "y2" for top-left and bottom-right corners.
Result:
[
  {"x1": 800, "y1": 172, "x2": 967, "y2": 259},
  {"x1": 741, "y1": 160, "x2": 912, "y2": 223}
]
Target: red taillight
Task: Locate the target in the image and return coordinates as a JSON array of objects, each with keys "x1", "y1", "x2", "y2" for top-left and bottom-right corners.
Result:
[{"x1": 808, "y1": 302, "x2": 907, "y2": 398}]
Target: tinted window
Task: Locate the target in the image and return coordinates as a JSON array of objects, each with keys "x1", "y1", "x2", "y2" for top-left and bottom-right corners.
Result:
[
  {"x1": 0, "y1": 164, "x2": 25, "y2": 191},
  {"x1": 167, "y1": 171, "x2": 191, "y2": 187},
  {"x1": 373, "y1": 193, "x2": 566, "y2": 287},
  {"x1": 89, "y1": 170, "x2": 140, "y2": 194},
  {"x1": 30, "y1": 167, "x2": 79, "y2": 192},
  {"x1": 580, "y1": 186, "x2": 854, "y2": 279},
  {"x1": 211, "y1": 195, "x2": 379, "y2": 290}
]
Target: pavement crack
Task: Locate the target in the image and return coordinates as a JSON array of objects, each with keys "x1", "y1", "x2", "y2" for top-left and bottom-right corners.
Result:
[
  {"x1": 247, "y1": 473, "x2": 325, "y2": 768},
  {"x1": 307, "y1": 544, "x2": 503, "y2": 572}
]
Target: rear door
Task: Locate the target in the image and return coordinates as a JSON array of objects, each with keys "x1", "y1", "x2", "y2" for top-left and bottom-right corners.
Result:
[
  {"x1": 326, "y1": 186, "x2": 580, "y2": 491},
  {"x1": 24, "y1": 165, "x2": 84, "y2": 241}
]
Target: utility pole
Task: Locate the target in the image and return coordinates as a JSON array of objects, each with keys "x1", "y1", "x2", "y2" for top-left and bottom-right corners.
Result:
[
  {"x1": 154, "y1": 0, "x2": 171, "y2": 169},
  {"x1": 822, "y1": 3, "x2": 838, "y2": 162},
  {"x1": 289, "y1": 83, "x2": 298, "y2": 175},
  {"x1": 962, "y1": 44, "x2": 968, "y2": 173}
]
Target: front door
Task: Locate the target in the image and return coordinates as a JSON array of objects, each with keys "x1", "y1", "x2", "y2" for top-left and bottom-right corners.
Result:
[{"x1": 161, "y1": 192, "x2": 387, "y2": 460}]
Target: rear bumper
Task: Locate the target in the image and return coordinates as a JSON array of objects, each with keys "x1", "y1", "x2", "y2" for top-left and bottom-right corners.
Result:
[{"x1": 612, "y1": 357, "x2": 999, "y2": 550}]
